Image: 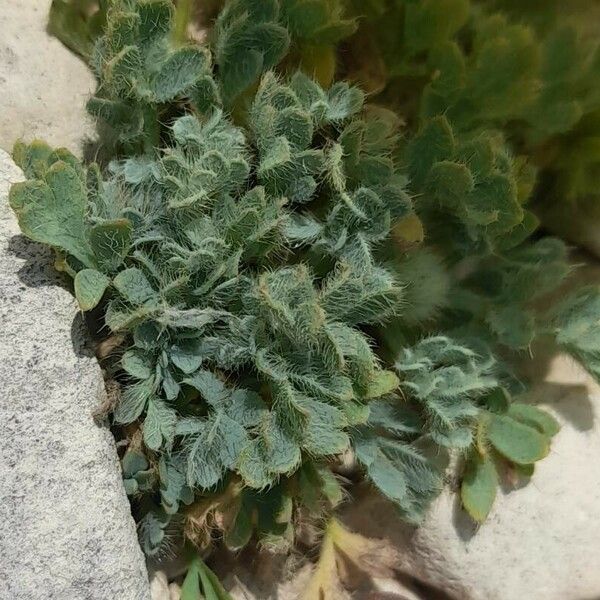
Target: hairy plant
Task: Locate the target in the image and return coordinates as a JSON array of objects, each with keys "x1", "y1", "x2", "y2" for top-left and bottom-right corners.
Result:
[
  {"x1": 12, "y1": 0, "x2": 600, "y2": 590},
  {"x1": 344, "y1": 0, "x2": 600, "y2": 253},
  {"x1": 48, "y1": 0, "x2": 108, "y2": 59},
  {"x1": 10, "y1": 64, "x2": 416, "y2": 554}
]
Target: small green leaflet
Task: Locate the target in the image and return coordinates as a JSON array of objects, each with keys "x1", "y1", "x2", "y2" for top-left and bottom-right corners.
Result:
[
  {"x1": 181, "y1": 557, "x2": 233, "y2": 600},
  {"x1": 74, "y1": 269, "x2": 109, "y2": 310},
  {"x1": 461, "y1": 451, "x2": 498, "y2": 523},
  {"x1": 486, "y1": 413, "x2": 549, "y2": 465}
]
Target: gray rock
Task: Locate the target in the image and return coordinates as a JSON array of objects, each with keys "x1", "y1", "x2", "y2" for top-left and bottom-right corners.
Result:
[
  {"x1": 0, "y1": 0, "x2": 95, "y2": 157},
  {"x1": 0, "y1": 149, "x2": 150, "y2": 599},
  {"x1": 343, "y1": 350, "x2": 600, "y2": 600}
]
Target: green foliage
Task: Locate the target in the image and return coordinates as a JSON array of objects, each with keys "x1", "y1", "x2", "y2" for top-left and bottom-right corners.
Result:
[
  {"x1": 348, "y1": 0, "x2": 600, "y2": 243},
  {"x1": 460, "y1": 452, "x2": 497, "y2": 524},
  {"x1": 550, "y1": 286, "x2": 600, "y2": 379},
  {"x1": 76, "y1": 0, "x2": 357, "y2": 156},
  {"x1": 48, "y1": 0, "x2": 108, "y2": 59},
  {"x1": 181, "y1": 557, "x2": 233, "y2": 600},
  {"x1": 11, "y1": 65, "x2": 417, "y2": 553},
  {"x1": 459, "y1": 400, "x2": 559, "y2": 522},
  {"x1": 87, "y1": 0, "x2": 214, "y2": 152},
  {"x1": 395, "y1": 336, "x2": 495, "y2": 449},
  {"x1": 14, "y1": 0, "x2": 600, "y2": 576},
  {"x1": 214, "y1": 0, "x2": 289, "y2": 105}
]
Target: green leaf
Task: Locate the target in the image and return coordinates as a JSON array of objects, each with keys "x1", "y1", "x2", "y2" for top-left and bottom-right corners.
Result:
[
  {"x1": 105, "y1": 302, "x2": 155, "y2": 332},
  {"x1": 180, "y1": 560, "x2": 202, "y2": 600},
  {"x1": 113, "y1": 268, "x2": 158, "y2": 305},
  {"x1": 406, "y1": 116, "x2": 455, "y2": 188},
  {"x1": 137, "y1": 0, "x2": 173, "y2": 46},
  {"x1": 507, "y1": 403, "x2": 560, "y2": 437},
  {"x1": 325, "y1": 82, "x2": 365, "y2": 122},
  {"x1": 122, "y1": 349, "x2": 154, "y2": 380},
  {"x1": 404, "y1": 0, "x2": 469, "y2": 55},
  {"x1": 89, "y1": 219, "x2": 132, "y2": 272},
  {"x1": 122, "y1": 449, "x2": 149, "y2": 478},
  {"x1": 486, "y1": 414, "x2": 549, "y2": 465},
  {"x1": 226, "y1": 389, "x2": 267, "y2": 427},
  {"x1": 552, "y1": 287, "x2": 600, "y2": 380},
  {"x1": 74, "y1": 269, "x2": 109, "y2": 311},
  {"x1": 193, "y1": 557, "x2": 234, "y2": 600},
  {"x1": 114, "y1": 378, "x2": 154, "y2": 424},
  {"x1": 48, "y1": 0, "x2": 106, "y2": 59},
  {"x1": 486, "y1": 305, "x2": 535, "y2": 349},
  {"x1": 461, "y1": 452, "x2": 498, "y2": 523},
  {"x1": 185, "y1": 421, "x2": 226, "y2": 489},
  {"x1": 363, "y1": 370, "x2": 399, "y2": 400},
  {"x1": 225, "y1": 498, "x2": 253, "y2": 551},
  {"x1": 299, "y1": 398, "x2": 350, "y2": 456},
  {"x1": 183, "y1": 370, "x2": 229, "y2": 407},
  {"x1": 170, "y1": 340, "x2": 204, "y2": 374},
  {"x1": 426, "y1": 160, "x2": 474, "y2": 209},
  {"x1": 368, "y1": 399, "x2": 422, "y2": 435},
  {"x1": 150, "y1": 47, "x2": 210, "y2": 102},
  {"x1": 353, "y1": 429, "x2": 442, "y2": 522},
  {"x1": 144, "y1": 397, "x2": 177, "y2": 451},
  {"x1": 9, "y1": 162, "x2": 94, "y2": 266},
  {"x1": 12, "y1": 139, "x2": 54, "y2": 179}
]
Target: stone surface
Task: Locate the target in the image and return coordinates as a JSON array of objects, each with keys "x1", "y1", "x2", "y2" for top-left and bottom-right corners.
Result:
[
  {"x1": 343, "y1": 349, "x2": 600, "y2": 600},
  {"x1": 0, "y1": 149, "x2": 150, "y2": 599},
  {"x1": 168, "y1": 583, "x2": 182, "y2": 600},
  {"x1": 0, "y1": 0, "x2": 95, "y2": 157},
  {"x1": 150, "y1": 571, "x2": 170, "y2": 600}
]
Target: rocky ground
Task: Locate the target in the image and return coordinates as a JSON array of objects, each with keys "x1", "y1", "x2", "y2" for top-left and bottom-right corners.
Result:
[{"x1": 2, "y1": 2, "x2": 600, "y2": 600}]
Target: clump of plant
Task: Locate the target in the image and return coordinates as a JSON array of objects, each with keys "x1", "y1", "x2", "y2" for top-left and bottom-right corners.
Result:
[
  {"x1": 343, "y1": 0, "x2": 600, "y2": 256},
  {"x1": 11, "y1": 0, "x2": 600, "y2": 596}
]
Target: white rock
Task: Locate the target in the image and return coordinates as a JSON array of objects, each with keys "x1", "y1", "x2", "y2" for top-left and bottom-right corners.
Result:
[
  {"x1": 0, "y1": 0, "x2": 95, "y2": 157},
  {"x1": 344, "y1": 351, "x2": 600, "y2": 600},
  {"x1": 150, "y1": 571, "x2": 170, "y2": 600},
  {"x1": 169, "y1": 582, "x2": 182, "y2": 600},
  {"x1": 372, "y1": 577, "x2": 425, "y2": 600},
  {"x1": 0, "y1": 149, "x2": 149, "y2": 598}
]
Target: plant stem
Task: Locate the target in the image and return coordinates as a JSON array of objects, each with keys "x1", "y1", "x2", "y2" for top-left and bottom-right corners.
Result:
[
  {"x1": 173, "y1": 0, "x2": 193, "y2": 45},
  {"x1": 142, "y1": 104, "x2": 160, "y2": 154}
]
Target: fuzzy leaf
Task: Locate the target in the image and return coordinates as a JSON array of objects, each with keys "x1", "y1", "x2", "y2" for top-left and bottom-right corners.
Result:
[
  {"x1": 114, "y1": 378, "x2": 154, "y2": 424},
  {"x1": 150, "y1": 47, "x2": 210, "y2": 102},
  {"x1": 89, "y1": 219, "x2": 132, "y2": 272},
  {"x1": 144, "y1": 397, "x2": 177, "y2": 451},
  {"x1": 74, "y1": 268, "x2": 109, "y2": 310},
  {"x1": 507, "y1": 403, "x2": 559, "y2": 437},
  {"x1": 9, "y1": 162, "x2": 94, "y2": 266},
  {"x1": 363, "y1": 370, "x2": 399, "y2": 400},
  {"x1": 487, "y1": 414, "x2": 549, "y2": 465},
  {"x1": 113, "y1": 268, "x2": 158, "y2": 305},
  {"x1": 461, "y1": 452, "x2": 498, "y2": 523},
  {"x1": 122, "y1": 349, "x2": 154, "y2": 380}
]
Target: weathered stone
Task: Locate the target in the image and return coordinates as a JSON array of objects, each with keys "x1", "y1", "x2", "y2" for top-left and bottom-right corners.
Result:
[
  {"x1": 150, "y1": 571, "x2": 170, "y2": 600},
  {"x1": 0, "y1": 0, "x2": 95, "y2": 157},
  {"x1": 0, "y1": 149, "x2": 150, "y2": 599},
  {"x1": 168, "y1": 582, "x2": 182, "y2": 600},
  {"x1": 343, "y1": 350, "x2": 600, "y2": 600}
]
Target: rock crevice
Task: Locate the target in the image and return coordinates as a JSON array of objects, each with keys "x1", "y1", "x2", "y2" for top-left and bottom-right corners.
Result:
[{"x1": 0, "y1": 149, "x2": 150, "y2": 600}]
